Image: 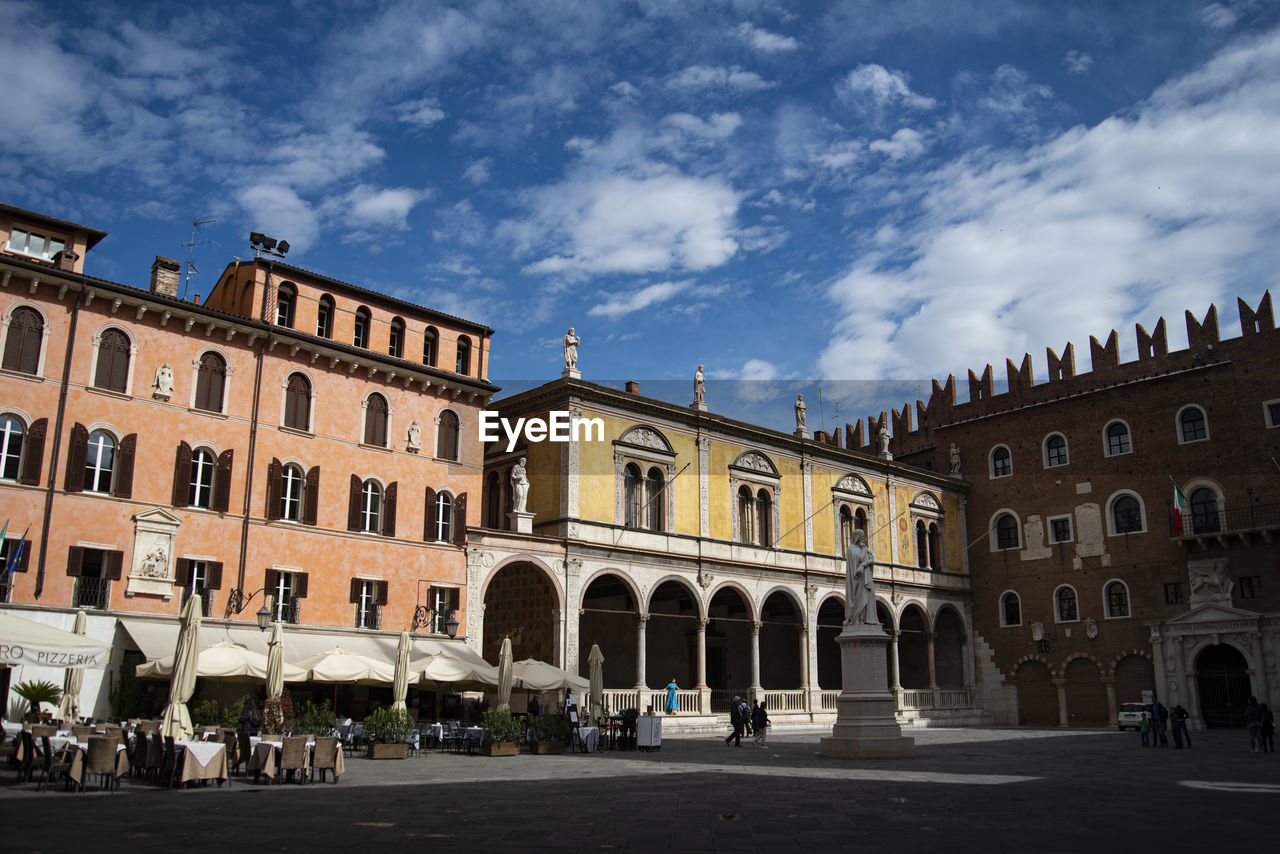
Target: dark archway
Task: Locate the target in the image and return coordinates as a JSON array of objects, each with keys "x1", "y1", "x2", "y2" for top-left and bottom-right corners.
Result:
[
  {"x1": 1016, "y1": 660, "x2": 1057, "y2": 726},
  {"x1": 1113, "y1": 654, "x2": 1154, "y2": 707},
  {"x1": 1196, "y1": 644, "x2": 1252, "y2": 728},
  {"x1": 898, "y1": 605, "x2": 929, "y2": 689},
  {"x1": 876, "y1": 602, "x2": 895, "y2": 690},
  {"x1": 1063, "y1": 658, "x2": 1107, "y2": 726},
  {"x1": 646, "y1": 580, "x2": 698, "y2": 687},
  {"x1": 933, "y1": 608, "x2": 965, "y2": 689},
  {"x1": 759, "y1": 591, "x2": 803, "y2": 689},
  {"x1": 816, "y1": 598, "x2": 844, "y2": 689},
  {"x1": 706, "y1": 587, "x2": 752, "y2": 709},
  {"x1": 579, "y1": 573, "x2": 637, "y2": 686},
  {"x1": 482, "y1": 562, "x2": 557, "y2": 665}
]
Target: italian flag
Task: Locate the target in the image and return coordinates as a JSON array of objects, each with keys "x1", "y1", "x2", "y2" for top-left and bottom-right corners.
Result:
[{"x1": 1172, "y1": 480, "x2": 1188, "y2": 534}]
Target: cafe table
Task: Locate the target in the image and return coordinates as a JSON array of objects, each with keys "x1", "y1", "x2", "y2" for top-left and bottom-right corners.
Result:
[
  {"x1": 66, "y1": 739, "x2": 130, "y2": 789},
  {"x1": 173, "y1": 739, "x2": 228, "y2": 786},
  {"x1": 574, "y1": 726, "x2": 601, "y2": 752},
  {"x1": 248, "y1": 736, "x2": 345, "y2": 782}
]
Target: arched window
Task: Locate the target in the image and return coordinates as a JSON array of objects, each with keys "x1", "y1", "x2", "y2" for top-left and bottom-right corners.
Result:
[
  {"x1": 623, "y1": 463, "x2": 642, "y2": 528},
  {"x1": 94, "y1": 328, "x2": 131, "y2": 393},
  {"x1": 1044, "y1": 434, "x2": 1068, "y2": 467},
  {"x1": 423, "y1": 326, "x2": 438, "y2": 367},
  {"x1": 1055, "y1": 586, "x2": 1078, "y2": 622},
  {"x1": 927, "y1": 522, "x2": 942, "y2": 570},
  {"x1": 85, "y1": 430, "x2": 116, "y2": 494},
  {"x1": 389, "y1": 317, "x2": 405, "y2": 358},
  {"x1": 737, "y1": 485, "x2": 755, "y2": 544},
  {"x1": 0, "y1": 415, "x2": 25, "y2": 480},
  {"x1": 1111, "y1": 494, "x2": 1143, "y2": 534},
  {"x1": 436, "y1": 410, "x2": 459, "y2": 460},
  {"x1": 360, "y1": 479, "x2": 383, "y2": 534},
  {"x1": 364, "y1": 393, "x2": 389, "y2": 447},
  {"x1": 3, "y1": 306, "x2": 44, "y2": 374},
  {"x1": 645, "y1": 467, "x2": 665, "y2": 531},
  {"x1": 435, "y1": 491, "x2": 453, "y2": 542},
  {"x1": 1179, "y1": 405, "x2": 1207, "y2": 442},
  {"x1": 284, "y1": 373, "x2": 311, "y2": 431},
  {"x1": 485, "y1": 471, "x2": 502, "y2": 528},
  {"x1": 991, "y1": 446, "x2": 1012, "y2": 478},
  {"x1": 1105, "y1": 421, "x2": 1131, "y2": 456},
  {"x1": 280, "y1": 463, "x2": 304, "y2": 522},
  {"x1": 916, "y1": 520, "x2": 929, "y2": 567},
  {"x1": 353, "y1": 307, "x2": 371, "y2": 349},
  {"x1": 854, "y1": 506, "x2": 868, "y2": 534},
  {"x1": 194, "y1": 351, "x2": 227, "y2": 413},
  {"x1": 1105, "y1": 581, "x2": 1130, "y2": 618},
  {"x1": 756, "y1": 488, "x2": 772, "y2": 547},
  {"x1": 1001, "y1": 591, "x2": 1021, "y2": 626},
  {"x1": 1190, "y1": 488, "x2": 1220, "y2": 533},
  {"x1": 189, "y1": 448, "x2": 216, "y2": 509},
  {"x1": 275, "y1": 283, "x2": 296, "y2": 328},
  {"x1": 839, "y1": 505, "x2": 853, "y2": 554},
  {"x1": 316, "y1": 295, "x2": 334, "y2": 338},
  {"x1": 456, "y1": 336, "x2": 472, "y2": 375},
  {"x1": 995, "y1": 513, "x2": 1019, "y2": 550}
]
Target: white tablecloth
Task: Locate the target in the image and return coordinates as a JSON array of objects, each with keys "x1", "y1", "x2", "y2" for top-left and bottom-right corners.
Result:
[
  {"x1": 576, "y1": 726, "x2": 600, "y2": 752},
  {"x1": 177, "y1": 739, "x2": 224, "y2": 767}
]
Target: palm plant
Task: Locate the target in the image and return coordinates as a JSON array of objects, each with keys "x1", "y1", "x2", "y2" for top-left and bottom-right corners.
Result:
[{"x1": 14, "y1": 680, "x2": 62, "y2": 715}]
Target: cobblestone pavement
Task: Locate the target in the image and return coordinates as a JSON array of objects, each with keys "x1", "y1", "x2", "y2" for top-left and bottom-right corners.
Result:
[{"x1": 3, "y1": 727, "x2": 1277, "y2": 852}]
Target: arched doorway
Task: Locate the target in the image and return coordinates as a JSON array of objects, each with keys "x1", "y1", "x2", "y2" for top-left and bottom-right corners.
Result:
[
  {"x1": 482, "y1": 562, "x2": 558, "y2": 665},
  {"x1": 898, "y1": 605, "x2": 929, "y2": 688},
  {"x1": 759, "y1": 591, "x2": 803, "y2": 689},
  {"x1": 706, "y1": 587, "x2": 752, "y2": 709},
  {"x1": 1063, "y1": 658, "x2": 1107, "y2": 726},
  {"x1": 579, "y1": 573, "x2": 637, "y2": 686},
  {"x1": 1113, "y1": 654, "x2": 1153, "y2": 707},
  {"x1": 816, "y1": 597, "x2": 844, "y2": 689},
  {"x1": 1196, "y1": 643, "x2": 1252, "y2": 728},
  {"x1": 933, "y1": 608, "x2": 965, "y2": 689},
  {"x1": 876, "y1": 602, "x2": 896, "y2": 690},
  {"x1": 1016, "y1": 660, "x2": 1057, "y2": 726},
  {"x1": 646, "y1": 580, "x2": 698, "y2": 687}
]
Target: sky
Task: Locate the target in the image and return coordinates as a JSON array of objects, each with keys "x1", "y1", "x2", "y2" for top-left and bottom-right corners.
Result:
[{"x1": 3, "y1": 0, "x2": 1279, "y2": 436}]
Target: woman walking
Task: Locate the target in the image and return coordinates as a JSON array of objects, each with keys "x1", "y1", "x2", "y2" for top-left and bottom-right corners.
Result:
[
  {"x1": 751, "y1": 700, "x2": 770, "y2": 748},
  {"x1": 665, "y1": 678, "x2": 679, "y2": 715}
]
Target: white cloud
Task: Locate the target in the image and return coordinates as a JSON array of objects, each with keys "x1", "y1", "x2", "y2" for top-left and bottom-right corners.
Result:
[
  {"x1": 1200, "y1": 2, "x2": 1244, "y2": 30},
  {"x1": 666, "y1": 65, "x2": 776, "y2": 93},
  {"x1": 588, "y1": 280, "x2": 689, "y2": 318},
  {"x1": 463, "y1": 158, "x2": 492, "y2": 184},
  {"x1": 661, "y1": 112, "x2": 744, "y2": 140},
  {"x1": 818, "y1": 29, "x2": 1280, "y2": 384},
  {"x1": 262, "y1": 124, "x2": 385, "y2": 191},
  {"x1": 869, "y1": 128, "x2": 926, "y2": 160},
  {"x1": 332, "y1": 185, "x2": 429, "y2": 230},
  {"x1": 397, "y1": 97, "x2": 446, "y2": 129},
  {"x1": 1063, "y1": 49, "x2": 1094, "y2": 75},
  {"x1": 836, "y1": 64, "x2": 936, "y2": 111},
  {"x1": 976, "y1": 65, "x2": 1055, "y2": 128},
  {"x1": 236, "y1": 184, "x2": 320, "y2": 253},
  {"x1": 733, "y1": 22, "x2": 799, "y2": 53}
]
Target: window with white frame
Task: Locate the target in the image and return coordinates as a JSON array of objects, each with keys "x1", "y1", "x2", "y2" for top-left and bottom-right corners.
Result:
[
  {"x1": 194, "y1": 351, "x2": 227, "y2": 413},
  {"x1": 990, "y1": 445, "x2": 1012, "y2": 478},
  {"x1": 434, "y1": 491, "x2": 453, "y2": 542},
  {"x1": 1265, "y1": 399, "x2": 1280, "y2": 429},
  {"x1": 1001, "y1": 591, "x2": 1021, "y2": 626},
  {"x1": 353, "y1": 307, "x2": 371, "y2": 349},
  {"x1": 93, "y1": 328, "x2": 131, "y2": 393},
  {"x1": 280, "y1": 463, "x2": 304, "y2": 521},
  {"x1": 1178, "y1": 405, "x2": 1208, "y2": 443},
  {"x1": 1104, "y1": 420, "x2": 1131, "y2": 456},
  {"x1": 84, "y1": 430, "x2": 116, "y2": 494},
  {"x1": 429, "y1": 585, "x2": 460, "y2": 634},
  {"x1": 317, "y1": 295, "x2": 334, "y2": 339},
  {"x1": 2, "y1": 305, "x2": 45, "y2": 375},
  {"x1": 1044, "y1": 433, "x2": 1068, "y2": 467},
  {"x1": 353, "y1": 578, "x2": 385, "y2": 629},
  {"x1": 1054, "y1": 586, "x2": 1078, "y2": 622},
  {"x1": 1105, "y1": 580, "x2": 1130, "y2": 618},
  {"x1": 266, "y1": 568, "x2": 306, "y2": 623},
  {"x1": 360, "y1": 479, "x2": 383, "y2": 534},
  {"x1": 832, "y1": 474, "x2": 873, "y2": 557},
  {"x1": 1109, "y1": 493, "x2": 1144, "y2": 534},
  {"x1": 189, "y1": 448, "x2": 216, "y2": 509},
  {"x1": 275, "y1": 284, "x2": 296, "y2": 328},
  {"x1": 1048, "y1": 514, "x2": 1073, "y2": 543},
  {"x1": 363, "y1": 393, "x2": 389, "y2": 447},
  {"x1": 6, "y1": 227, "x2": 65, "y2": 261},
  {"x1": 994, "y1": 513, "x2": 1020, "y2": 550},
  {"x1": 0, "y1": 414, "x2": 25, "y2": 480}
]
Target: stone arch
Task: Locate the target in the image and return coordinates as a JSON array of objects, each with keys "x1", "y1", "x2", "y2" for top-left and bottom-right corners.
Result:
[
  {"x1": 816, "y1": 595, "x2": 845, "y2": 690},
  {"x1": 1111, "y1": 651, "x2": 1154, "y2": 709},
  {"x1": 759, "y1": 588, "x2": 804, "y2": 690},
  {"x1": 645, "y1": 577, "x2": 701, "y2": 688},
  {"x1": 705, "y1": 584, "x2": 753, "y2": 700},
  {"x1": 932, "y1": 605, "x2": 966, "y2": 689},
  {"x1": 1193, "y1": 641, "x2": 1253, "y2": 728},
  {"x1": 481, "y1": 557, "x2": 562, "y2": 666},
  {"x1": 1015, "y1": 658, "x2": 1058, "y2": 726},
  {"x1": 875, "y1": 598, "x2": 897, "y2": 632},
  {"x1": 1063, "y1": 655, "x2": 1107, "y2": 726},
  {"x1": 617, "y1": 424, "x2": 675, "y2": 454},
  {"x1": 897, "y1": 603, "x2": 930, "y2": 689},
  {"x1": 731, "y1": 450, "x2": 779, "y2": 477},
  {"x1": 580, "y1": 570, "x2": 640, "y2": 686}
]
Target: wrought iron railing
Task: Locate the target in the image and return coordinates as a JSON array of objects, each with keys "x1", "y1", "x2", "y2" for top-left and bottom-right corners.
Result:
[
  {"x1": 73, "y1": 577, "x2": 110, "y2": 609},
  {"x1": 1169, "y1": 502, "x2": 1280, "y2": 537},
  {"x1": 181, "y1": 586, "x2": 213, "y2": 617},
  {"x1": 273, "y1": 595, "x2": 301, "y2": 624},
  {"x1": 356, "y1": 604, "x2": 382, "y2": 630}
]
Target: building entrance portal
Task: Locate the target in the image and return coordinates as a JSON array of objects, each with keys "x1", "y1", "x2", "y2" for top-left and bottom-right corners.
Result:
[
  {"x1": 1196, "y1": 644, "x2": 1252, "y2": 729},
  {"x1": 482, "y1": 562, "x2": 557, "y2": 666}
]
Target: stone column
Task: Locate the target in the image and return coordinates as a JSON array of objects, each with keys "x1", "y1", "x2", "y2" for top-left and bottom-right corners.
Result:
[
  {"x1": 1249, "y1": 631, "x2": 1269, "y2": 704},
  {"x1": 926, "y1": 632, "x2": 939, "y2": 690},
  {"x1": 1102, "y1": 677, "x2": 1117, "y2": 727},
  {"x1": 889, "y1": 631, "x2": 902, "y2": 690},
  {"x1": 750, "y1": 620, "x2": 762, "y2": 701},
  {"x1": 635, "y1": 613, "x2": 649, "y2": 690},
  {"x1": 695, "y1": 618, "x2": 708, "y2": 689},
  {"x1": 1171, "y1": 636, "x2": 1189, "y2": 723},
  {"x1": 1053, "y1": 677, "x2": 1069, "y2": 727}
]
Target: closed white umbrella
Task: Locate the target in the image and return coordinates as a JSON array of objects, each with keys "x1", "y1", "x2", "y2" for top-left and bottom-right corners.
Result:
[
  {"x1": 161, "y1": 594, "x2": 201, "y2": 740},
  {"x1": 391, "y1": 631, "x2": 411, "y2": 712},
  {"x1": 56, "y1": 610, "x2": 88, "y2": 722},
  {"x1": 497, "y1": 637, "x2": 514, "y2": 711},
  {"x1": 266, "y1": 622, "x2": 285, "y2": 700},
  {"x1": 588, "y1": 644, "x2": 605, "y2": 725}
]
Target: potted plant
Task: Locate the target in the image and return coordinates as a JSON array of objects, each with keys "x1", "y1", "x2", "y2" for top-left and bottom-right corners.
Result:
[
  {"x1": 261, "y1": 694, "x2": 296, "y2": 735},
  {"x1": 528, "y1": 713, "x2": 569, "y2": 754},
  {"x1": 365, "y1": 707, "x2": 413, "y2": 759},
  {"x1": 480, "y1": 707, "x2": 522, "y2": 756},
  {"x1": 14, "y1": 680, "x2": 62, "y2": 722}
]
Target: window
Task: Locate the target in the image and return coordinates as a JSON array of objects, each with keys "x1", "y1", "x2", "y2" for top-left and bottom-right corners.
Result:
[
  {"x1": 67, "y1": 547, "x2": 122, "y2": 610},
  {"x1": 275, "y1": 284, "x2": 296, "y2": 328},
  {"x1": 485, "y1": 471, "x2": 502, "y2": 529},
  {"x1": 645, "y1": 468, "x2": 665, "y2": 532},
  {"x1": 0, "y1": 415, "x2": 24, "y2": 480},
  {"x1": 623, "y1": 463, "x2": 642, "y2": 528},
  {"x1": 177, "y1": 559, "x2": 222, "y2": 617},
  {"x1": 189, "y1": 448, "x2": 216, "y2": 509},
  {"x1": 854, "y1": 506, "x2": 868, "y2": 535},
  {"x1": 352, "y1": 578, "x2": 386, "y2": 630},
  {"x1": 280, "y1": 463, "x2": 304, "y2": 521},
  {"x1": 268, "y1": 459, "x2": 317, "y2": 524},
  {"x1": 1178, "y1": 405, "x2": 1208, "y2": 443},
  {"x1": 1044, "y1": 434, "x2": 1068, "y2": 467},
  {"x1": 1055, "y1": 586, "x2": 1078, "y2": 622},
  {"x1": 1048, "y1": 515, "x2": 1073, "y2": 544},
  {"x1": 737, "y1": 485, "x2": 755, "y2": 545},
  {"x1": 389, "y1": 318, "x2": 405, "y2": 358},
  {"x1": 1266, "y1": 400, "x2": 1280, "y2": 429},
  {"x1": 991, "y1": 446, "x2": 1012, "y2": 478},
  {"x1": 1111, "y1": 494, "x2": 1143, "y2": 534},
  {"x1": 85, "y1": 430, "x2": 116, "y2": 494},
  {"x1": 456, "y1": 336, "x2": 472, "y2": 375},
  {"x1": 436, "y1": 410, "x2": 459, "y2": 460},
  {"x1": 194, "y1": 351, "x2": 227, "y2": 413},
  {"x1": 423, "y1": 327, "x2": 438, "y2": 367},
  {"x1": 0, "y1": 537, "x2": 31, "y2": 601},
  {"x1": 1190, "y1": 488, "x2": 1220, "y2": 533},
  {"x1": 756, "y1": 489, "x2": 773, "y2": 547},
  {"x1": 66, "y1": 423, "x2": 132, "y2": 497},
  {"x1": 434, "y1": 491, "x2": 453, "y2": 542},
  {"x1": 353, "y1": 307, "x2": 371, "y2": 349},
  {"x1": 1001, "y1": 591, "x2": 1021, "y2": 626},
  {"x1": 266, "y1": 569, "x2": 306, "y2": 624},
  {"x1": 1105, "y1": 421, "x2": 1131, "y2": 456},
  {"x1": 172, "y1": 442, "x2": 231, "y2": 511},
  {"x1": 1105, "y1": 581, "x2": 1130, "y2": 618},
  {"x1": 1164, "y1": 582, "x2": 1184, "y2": 605},
  {"x1": 284, "y1": 373, "x2": 311, "y2": 431},
  {"x1": 93, "y1": 328, "x2": 131, "y2": 393},
  {"x1": 3, "y1": 306, "x2": 44, "y2": 374},
  {"x1": 995, "y1": 513, "x2": 1020, "y2": 550},
  {"x1": 428, "y1": 586, "x2": 460, "y2": 634},
  {"x1": 6, "y1": 227, "x2": 65, "y2": 261},
  {"x1": 839, "y1": 506, "x2": 853, "y2": 554},
  {"x1": 364, "y1": 393, "x2": 389, "y2": 447},
  {"x1": 316, "y1": 295, "x2": 334, "y2": 338},
  {"x1": 360, "y1": 480, "x2": 383, "y2": 534},
  {"x1": 1239, "y1": 576, "x2": 1261, "y2": 599}
]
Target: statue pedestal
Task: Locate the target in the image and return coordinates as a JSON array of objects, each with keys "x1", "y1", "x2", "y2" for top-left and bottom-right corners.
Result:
[
  {"x1": 794, "y1": 429, "x2": 810, "y2": 440},
  {"x1": 508, "y1": 511, "x2": 535, "y2": 534},
  {"x1": 562, "y1": 368, "x2": 581, "y2": 380},
  {"x1": 820, "y1": 624, "x2": 914, "y2": 760},
  {"x1": 690, "y1": 401, "x2": 708, "y2": 412}
]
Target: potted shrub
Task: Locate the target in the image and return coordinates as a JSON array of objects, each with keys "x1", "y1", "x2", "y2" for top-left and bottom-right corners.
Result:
[
  {"x1": 365, "y1": 707, "x2": 413, "y2": 759},
  {"x1": 480, "y1": 707, "x2": 522, "y2": 756},
  {"x1": 261, "y1": 694, "x2": 296, "y2": 735},
  {"x1": 528, "y1": 713, "x2": 569, "y2": 754},
  {"x1": 14, "y1": 680, "x2": 62, "y2": 722}
]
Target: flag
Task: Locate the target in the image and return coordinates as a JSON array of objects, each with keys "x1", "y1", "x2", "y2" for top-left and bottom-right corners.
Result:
[
  {"x1": 6, "y1": 525, "x2": 29, "y2": 578},
  {"x1": 1171, "y1": 480, "x2": 1188, "y2": 534},
  {"x1": 0, "y1": 519, "x2": 8, "y2": 550}
]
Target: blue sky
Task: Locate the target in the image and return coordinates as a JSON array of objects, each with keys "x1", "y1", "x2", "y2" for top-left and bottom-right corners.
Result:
[{"x1": 3, "y1": 1, "x2": 1279, "y2": 435}]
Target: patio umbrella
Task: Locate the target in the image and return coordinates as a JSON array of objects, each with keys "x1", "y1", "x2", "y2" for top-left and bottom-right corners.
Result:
[
  {"x1": 266, "y1": 622, "x2": 285, "y2": 700},
  {"x1": 411, "y1": 650, "x2": 499, "y2": 690},
  {"x1": 136, "y1": 640, "x2": 306, "y2": 680},
  {"x1": 55, "y1": 610, "x2": 88, "y2": 723},
  {"x1": 512, "y1": 658, "x2": 590, "y2": 694},
  {"x1": 296, "y1": 647, "x2": 395, "y2": 684},
  {"x1": 497, "y1": 637, "x2": 514, "y2": 711},
  {"x1": 391, "y1": 631, "x2": 411, "y2": 712},
  {"x1": 588, "y1": 644, "x2": 605, "y2": 725},
  {"x1": 161, "y1": 593, "x2": 201, "y2": 740}
]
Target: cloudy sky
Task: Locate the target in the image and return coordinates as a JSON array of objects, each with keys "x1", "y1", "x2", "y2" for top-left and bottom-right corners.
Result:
[{"x1": 3, "y1": 0, "x2": 1278, "y2": 434}]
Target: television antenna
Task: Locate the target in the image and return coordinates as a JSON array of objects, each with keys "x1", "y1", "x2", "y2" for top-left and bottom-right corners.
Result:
[{"x1": 181, "y1": 218, "x2": 216, "y2": 300}]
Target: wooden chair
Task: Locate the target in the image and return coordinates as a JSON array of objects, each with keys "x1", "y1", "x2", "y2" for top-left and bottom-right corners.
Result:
[
  {"x1": 71, "y1": 725, "x2": 94, "y2": 741},
  {"x1": 278, "y1": 736, "x2": 308, "y2": 785},
  {"x1": 17, "y1": 731, "x2": 36, "y2": 782},
  {"x1": 84, "y1": 736, "x2": 119, "y2": 792},
  {"x1": 311, "y1": 736, "x2": 340, "y2": 783},
  {"x1": 30, "y1": 724, "x2": 56, "y2": 739},
  {"x1": 147, "y1": 731, "x2": 164, "y2": 781},
  {"x1": 160, "y1": 736, "x2": 180, "y2": 788},
  {"x1": 36, "y1": 735, "x2": 74, "y2": 792},
  {"x1": 237, "y1": 731, "x2": 253, "y2": 777}
]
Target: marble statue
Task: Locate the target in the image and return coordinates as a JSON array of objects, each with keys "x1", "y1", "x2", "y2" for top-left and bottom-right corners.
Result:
[
  {"x1": 511, "y1": 456, "x2": 529, "y2": 514},
  {"x1": 407, "y1": 419, "x2": 422, "y2": 453},
  {"x1": 877, "y1": 424, "x2": 891, "y2": 456},
  {"x1": 140, "y1": 544, "x2": 169, "y2": 578},
  {"x1": 153, "y1": 363, "x2": 174, "y2": 400},
  {"x1": 844, "y1": 529, "x2": 877, "y2": 625},
  {"x1": 693, "y1": 365, "x2": 705, "y2": 405},
  {"x1": 949, "y1": 443, "x2": 961, "y2": 475},
  {"x1": 563, "y1": 328, "x2": 580, "y2": 371},
  {"x1": 795, "y1": 394, "x2": 806, "y2": 431},
  {"x1": 1190, "y1": 562, "x2": 1233, "y2": 599}
]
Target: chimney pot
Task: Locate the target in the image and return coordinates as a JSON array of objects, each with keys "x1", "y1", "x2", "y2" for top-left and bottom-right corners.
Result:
[
  {"x1": 150, "y1": 255, "x2": 181, "y2": 297},
  {"x1": 625, "y1": 381, "x2": 639, "y2": 395},
  {"x1": 52, "y1": 249, "x2": 80, "y2": 272}
]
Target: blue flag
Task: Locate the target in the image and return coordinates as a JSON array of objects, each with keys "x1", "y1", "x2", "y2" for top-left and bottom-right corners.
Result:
[{"x1": 6, "y1": 525, "x2": 29, "y2": 578}]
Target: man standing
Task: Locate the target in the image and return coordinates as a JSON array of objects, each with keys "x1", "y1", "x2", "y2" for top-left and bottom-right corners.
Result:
[
  {"x1": 1150, "y1": 697, "x2": 1169, "y2": 748},
  {"x1": 725, "y1": 696, "x2": 744, "y2": 747},
  {"x1": 1171, "y1": 704, "x2": 1192, "y2": 748}
]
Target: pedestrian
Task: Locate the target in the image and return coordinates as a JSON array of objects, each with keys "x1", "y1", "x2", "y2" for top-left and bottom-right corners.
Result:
[
  {"x1": 1139, "y1": 712, "x2": 1151, "y2": 748},
  {"x1": 528, "y1": 695, "x2": 541, "y2": 717},
  {"x1": 1245, "y1": 696, "x2": 1263, "y2": 752},
  {"x1": 725, "y1": 696, "x2": 744, "y2": 747},
  {"x1": 740, "y1": 697, "x2": 753, "y2": 736},
  {"x1": 1261, "y1": 703, "x2": 1275, "y2": 753},
  {"x1": 665, "y1": 678, "x2": 679, "y2": 715},
  {"x1": 1171, "y1": 704, "x2": 1192, "y2": 749},
  {"x1": 239, "y1": 697, "x2": 261, "y2": 736},
  {"x1": 1150, "y1": 697, "x2": 1169, "y2": 748},
  {"x1": 752, "y1": 700, "x2": 770, "y2": 748}
]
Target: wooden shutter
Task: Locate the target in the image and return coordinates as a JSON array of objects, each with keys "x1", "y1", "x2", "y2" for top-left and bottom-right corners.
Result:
[
  {"x1": 206, "y1": 562, "x2": 222, "y2": 590},
  {"x1": 349, "y1": 577, "x2": 362, "y2": 602},
  {"x1": 303, "y1": 466, "x2": 320, "y2": 525},
  {"x1": 447, "y1": 588, "x2": 460, "y2": 611},
  {"x1": 347, "y1": 474, "x2": 361, "y2": 531},
  {"x1": 213, "y1": 448, "x2": 234, "y2": 512},
  {"x1": 265, "y1": 458, "x2": 283, "y2": 520},
  {"x1": 452, "y1": 492, "x2": 467, "y2": 546},
  {"x1": 114, "y1": 433, "x2": 136, "y2": 498},
  {"x1": 19, "y1": 417, "x2": 46, "y2": 485},
  {"x1": 423, "y1": 487, "x2": 436, "y2": 540},
  {"x1": 174, "y1": 558, "x2": 191, "y2": 586},
  {"x1": 264, "y1": 569, "x2": 279, "y2": 599},
  {"x1": 66, "y1": 546, "x2": 84, "y2": 576},
  {"x1": 382, "y1": 481, "x2": 397, "y2": 537},
  {"x1": 105, "y1": 550, "x2": 124, "y2": 581},
  {"x1": 375, "y1": 580, "x2": 388, "y2": 607},
  {"x1": 64, "y1": 423, "x2": 87, "y2": 492},
  {"x1": 294, "y1": 573, "x2": 308, "y2": 598},
  {"x1": 172, "y1": 441, "x2": 192, "y2": 506}
]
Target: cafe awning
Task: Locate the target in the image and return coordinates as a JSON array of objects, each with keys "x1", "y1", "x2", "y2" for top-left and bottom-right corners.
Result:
[{"x1": 0, "y1": 610, "x2": 112, "y2": 670}]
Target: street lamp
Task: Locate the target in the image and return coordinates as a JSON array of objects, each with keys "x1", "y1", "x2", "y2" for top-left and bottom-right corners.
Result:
[
  {"x1": 226, "y1": 586, "x2": 275, "y2": 631},
  {"x1": 412, "y1": 605, "x2": 460, "y2": 638}
]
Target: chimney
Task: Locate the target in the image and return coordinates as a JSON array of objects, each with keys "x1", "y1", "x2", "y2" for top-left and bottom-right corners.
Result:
[
  {"x1": 625, "y1": 381, "x2": 639, "y2": 395},
  {"x1": 52, "y1": 249, "x2": 80, "y2": 272},
  {"x1": 150, "y1": 256, "x2": 181, "y2": 298}
]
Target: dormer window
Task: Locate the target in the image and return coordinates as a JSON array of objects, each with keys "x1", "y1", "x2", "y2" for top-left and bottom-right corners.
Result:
[{"x1": 6, "y1": 227, "x2": 66, "y2": 262}]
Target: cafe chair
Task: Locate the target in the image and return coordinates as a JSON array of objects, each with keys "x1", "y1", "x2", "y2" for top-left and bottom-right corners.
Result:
[
  {"x1": 311, "y1": 736, "x2": 340, "y2": 783},
  {"x1": 278, "y1": 736, "x2": 309, "y2": 785},
  {"x1": 71, "y1": 725, "x2": 94, "y2": 741},
  {"x1": 36, "y1": 735, "x2": 75, "y2": 792},
  {"x1": 84, "y1": 736, "x2": 119, "y2": 792}
]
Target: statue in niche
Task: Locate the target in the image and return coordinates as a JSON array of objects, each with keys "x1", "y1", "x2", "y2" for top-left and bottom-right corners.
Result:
[
  {"x1": 844, "y1": 529, "x2": 877, "y2": 626},
  {"x1": 153, "y1": 363, "x2": 174, "y2": 400},
  {"x1": 693, "y1": 365, "x2": 706, "y2": 405},
  {"x1": 406, "y1": 419, "x2": 422, "y2": 453},
  {"x1": 140, "y1": 543, "x2": 169, "y2": 578},
  {"x1": 563, "y1": 328, "x2": 580, "y2": 371},
  {"x1": 795, "y1": 394, "x2": 807, "y2": 431},
  {"x1": 510, "y1": 456, "x2": 529, "y2": 514},
  {"x1": 949, "y1": 443, "x2": 962, "y2": 475}
]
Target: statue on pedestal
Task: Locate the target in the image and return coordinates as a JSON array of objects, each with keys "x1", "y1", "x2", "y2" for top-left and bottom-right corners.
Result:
[
  {"x1": 844, "y1": 529, "x2": 877, "y2": 626},
  {"x1": 511, "y1": 456, "x2": 529, "y2": 514},
  {"x1": 949, "y1": 443, "x2": 961, "y2": 475},
  {"x1": 563, "y1": 328, "x2": 580, "y2": 372},
  {"x1": 693, "y1": 365, "x2": 705, "y2": 405},
  {"x1": 795, "y1": 395, "x2": 807, "y2": 431},
  {"x1": 153, "y1": 363, "x2": 174, "y2": 400}
]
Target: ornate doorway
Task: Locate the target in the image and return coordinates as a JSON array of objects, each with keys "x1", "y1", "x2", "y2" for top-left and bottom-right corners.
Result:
[{"x1": 1195, "y1": 644, "x2": 1251, "y2": 728}]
